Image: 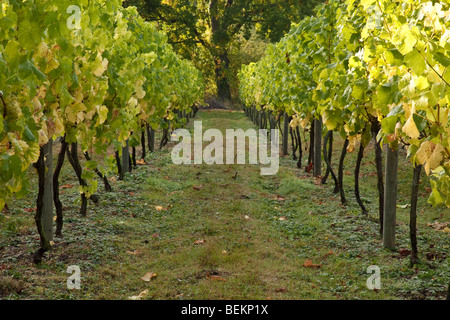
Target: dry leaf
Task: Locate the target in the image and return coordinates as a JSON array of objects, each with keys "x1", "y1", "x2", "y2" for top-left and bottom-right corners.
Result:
[
  {"x1": 60, "y1": 184, "x2": 74, "y2": 189},
  {"x1": 207, "y1": 275, "x2": 226, "y2": 282},
  {"x1": 279, "y1": 216, "x2": 287, "y2": 221},
  {"x1": 244, "y1": 215, "x2": 250, "y2": 220},
  {"x1": 427, "y1": 221, "x2": 449, "y2": 231},
  {"x1": 126, "y1": 250, "x2": 141, "y2": 255},
  {"x1": 193, "y1": 185, "x2": 203, "y2": 191},
  {"x1": 399, "y1": 249, "x2": 411, "y2": 257},
  {"x1": 155, "y1": 205, "x2": 172, "y2": 212},
  {"x1": 303, "y1": 259, "x2": 322, "y2": 269},
  {"x1": 136, "y1": 159, "x2": 146, "y2": 165},
  {"x1": 141, "y1": 272, "x2": 157, "y2": 282},
  {"x1": 194, "y1": 239, "x2": 206, "y2": 245},
  {"x1": 128, "y1": 290, "x2": 149, "y2": 300},
  {"x1": 323, "y1": 250, "x2": 334, "y2": 258}
]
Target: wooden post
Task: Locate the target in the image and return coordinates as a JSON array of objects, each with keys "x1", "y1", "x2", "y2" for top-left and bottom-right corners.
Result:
[
  {"x1": 42, "y1": 139, "x2": 54, "y2": 242},
  {"x1": 282, "y1": 112, "x2": 289, "y2": 156},
  {"x1": 383, "y1": 145, "x2": 398, "y2": 249},
  {"x1": 313, "y1": 118, "x2": 322, "y2": 177},
  {"x1": 122, "y1": 139, "x2": 130, "y2": 176}
]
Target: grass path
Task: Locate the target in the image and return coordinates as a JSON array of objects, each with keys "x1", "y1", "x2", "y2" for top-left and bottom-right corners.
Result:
[{"x1": 0, "y1": 109, "x2": 448, "y2": 300}]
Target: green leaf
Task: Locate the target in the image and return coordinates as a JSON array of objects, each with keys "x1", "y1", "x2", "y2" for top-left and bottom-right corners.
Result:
[
  {"x1": 413, "y1": 113, "x2": 427, "y2": 133},
  {"x1": 17, "y1": 20, "x2": 42, "y2": 51},
  {"x1": 85, "y1": 160, "x2": 98, "y2": 170},
  {"x1": 434, "y1": 52, "x2": 450, "y2": 68},
  {"x1": 4, "y1": 40, "x2": 21, "y2": 65},
  {"x1": 443, "y1": 68, "x2": 450, "y2": 84},
  {"x1": 395, "y1": 24, "x2": 417, "y2": 55},
  {"x1": 415, "y1": 76, "x2": 429, "y2": 91},
  {"x1": 404, "y1": 50, "x2": 426, "y2": 75},
  {"x1": 23, "y1": 125, "x2": 37, "y2": 142},
  {"x1": 18, "y1": 60, "x2": 46, "y2": 82},
  {"x1": 377, "y1": 85, "x2": 392, "y2": 106},
  {"x1": 361, "y1": 0, "x2": 377, "y2": 10},
  {"x1": 381, "y1": 116, "x2": 398, "y2": 134}
]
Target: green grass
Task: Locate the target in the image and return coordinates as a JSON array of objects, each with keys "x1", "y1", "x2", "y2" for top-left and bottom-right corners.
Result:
[{"x1": 0, "y1": 109, "x2": 449, "y2": 300}]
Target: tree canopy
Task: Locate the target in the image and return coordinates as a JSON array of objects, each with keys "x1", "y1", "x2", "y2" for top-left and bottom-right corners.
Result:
[{"x1": 123, "y1": 0, "x2": 324, "y2": 101}]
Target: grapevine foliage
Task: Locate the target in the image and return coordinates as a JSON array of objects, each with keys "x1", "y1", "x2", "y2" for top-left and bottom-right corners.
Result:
[
  {"x1": 0, "y1": 0, "x2": 204, "y2": 208},
  {"x1": 239, "y1": 0, "x2": 449, "y2": 207}
]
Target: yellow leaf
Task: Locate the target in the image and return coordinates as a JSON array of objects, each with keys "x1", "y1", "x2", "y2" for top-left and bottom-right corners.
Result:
[
  {"x1": 38, "y1": 129, "x2": 49, "y2": 146},
  {"x1": 135, "y1": 86, "x2": 146, "y2": 100},
  {"x1": 44, "y1": 58, "x2": 59, "y2": 74},
  {"x1": 402, "y1": 115, "x2": 420, "y2": 139},
  {"x1": 416, "y1": 141, "x2": 433, "y2": 166},
  {"x1": 425, "y1": 143, "x2": 445, "y2": 174},
  {"x1": 96, "y1": 105, "x2": 108, "y2": 126},
  {"x1": 141, "y1": 272, "x2": 157, "y2": 282},
  {"x1": 93, "y1": 53, "x2": 108, "y2": 77},
  {"x1": 128, "y1": 290, "x2": 149, "y2": 300}
]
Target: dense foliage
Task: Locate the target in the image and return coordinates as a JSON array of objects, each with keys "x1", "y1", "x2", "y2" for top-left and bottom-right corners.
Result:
[
  {"x1": 0, "y1": 0, "x2": 204, "y2": 210},
  {"x1": 239, "y1": 0, "x2": 450, "y2": 207}
]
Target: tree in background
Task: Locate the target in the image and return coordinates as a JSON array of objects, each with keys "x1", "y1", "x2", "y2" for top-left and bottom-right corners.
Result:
[{"x1": 123, "y1": 0, "x2": 323, "y2": 101}]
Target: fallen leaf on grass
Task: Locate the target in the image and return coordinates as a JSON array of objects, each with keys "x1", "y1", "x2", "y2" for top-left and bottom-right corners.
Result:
[
  {"x1": 267, "y1": 195, "x2": 285, "y2": 201},
  {"x1": 136, "y1": 159, "x2": 146, "y2": 165},
  {"x1": 193, "y1": 185, "x2": 203, "y2": 191},
  {"x1": 194, "y1": 239, "x2": 206, "y2": 245},
  {"x1": 23, "y1": 208, "x2": 36, "y2": 213},
  {"x1": 323, "y1": 250, "x2": 334, "y2": 258},
  {"x1": 126, "y1": 250, "x2": 141, "y2": 255},
  {"x1": 128, "y1": 290, "x2": 149, "y2": 300},
  {"x1": 303, "y1": 259, "x2": 322, "y2": 269},
  {"x1": 207, "y1": 275, "x2": 226, "y2": 282},
  {"x1": 427, "y1": 221, "x2": 449, "y2": 231},
  {"x1": 398, "y1": 249, "x2": 411, "y2": 257},
  {"x1": 155, "y1": 205, "x2": 172, "y2": 212},
  {"x1": 60, "y1": 184, "x2": 74, "y2": 189},
  {"x1": 278, "y1": 216, "x2": 287, "y2": 221},
  {"x1": 141, "y1": 272, "x2": 157, "y2": 282}
]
